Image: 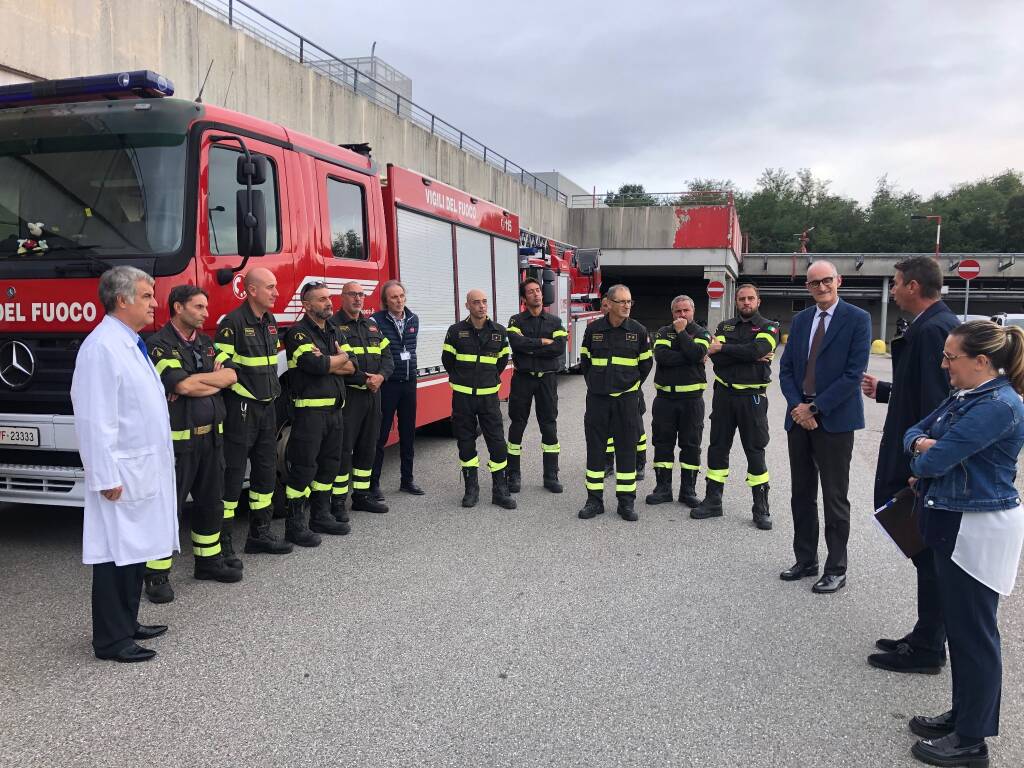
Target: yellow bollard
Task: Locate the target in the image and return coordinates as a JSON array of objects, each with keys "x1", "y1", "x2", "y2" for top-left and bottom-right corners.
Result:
[{"x1": 870, "y1": 339, "x2": 887, "y2": 355}]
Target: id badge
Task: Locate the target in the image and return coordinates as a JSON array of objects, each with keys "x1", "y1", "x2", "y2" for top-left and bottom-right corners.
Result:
[{"x1": 400, "y1": 350, "x2": 411, "y2": 361}]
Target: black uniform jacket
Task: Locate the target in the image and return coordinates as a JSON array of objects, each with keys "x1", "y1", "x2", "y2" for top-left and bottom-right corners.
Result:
[
  {"x1": 333, "y1": 312, "x2": 395, "y2": 390},
  {"x1": 214, "y1": 302, "x2": 282, "y2": 402},
  {"x1": 507, "y1": 309, "x2": 567, "y2": 373},
  {"x1": 652, "y1": 321, "x2": 712, "y2": 398},
  {"x1": 149, "y1": 322, "x2": 228, "y2": 454},
  {"x1": 580, "y1": 316, "x2": 653, "y2": 396},
  {"x1": 442, "y1": 317, "x2": 511, "y2": 395},
  {"x1": 873, "y1": 300, "x2": 959, "y2": 508},
  {"x1": 284, "y1": 314, "x2": 352, "y2": 409},
  {"x1": 710, "y1": 312, "x2": 780, "y2": 390}
]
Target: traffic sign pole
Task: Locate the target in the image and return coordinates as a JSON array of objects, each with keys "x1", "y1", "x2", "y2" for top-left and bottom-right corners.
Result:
[{"x1": 957, "y1": 259, "x2": 981, "y2": 321}]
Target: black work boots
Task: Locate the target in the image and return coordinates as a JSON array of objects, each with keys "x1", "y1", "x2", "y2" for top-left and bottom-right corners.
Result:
[
  {"x1": 578, "y1": 492, "x2": 605, "y2": 519},
  {"x1": 309, "y1": 491, "x2": 350, "y2": 535},
  {"x1": 491, "y1": 469, "x2": 517, "y2": 510},
  {"x1": 645, "y1": 467, "x2": 673, "y2": 505},
  {"x1": 678, "y1": 469, "x2": 701, "y2": 508},
  {"x1": 194, "y1": 553, "x2": 243, "y2": 583},
  {"x1": 283, "y1": 498, "x2": 321, "y2": 548},
  {"x1": 690, "y1": 480, "x2": 724, "y2": 519},
  {"x1": 506, "y1": 454, "x2": 522, "y2": 494},
  {"x1": 542, "y1": 453, "x2": 563, "y2": 493},
  {"x1": 461, "y1": 467, "x2": 480, "y2": 508},
  {"x1": 752, "y1": 484, "x2": 772, "y2": 530}
]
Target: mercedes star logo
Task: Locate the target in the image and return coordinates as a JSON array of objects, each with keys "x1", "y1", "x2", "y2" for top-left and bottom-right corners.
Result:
[{"x1": 0, "y1": 341, "x2": 36, "y2": 390}]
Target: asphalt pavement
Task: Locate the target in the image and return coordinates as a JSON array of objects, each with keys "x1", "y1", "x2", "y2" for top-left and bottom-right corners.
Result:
[{"x1": 1, "y1": 351, "x2": 1022, "y2": 768}]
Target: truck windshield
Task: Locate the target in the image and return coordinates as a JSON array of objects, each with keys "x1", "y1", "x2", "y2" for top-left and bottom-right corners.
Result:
[{"x1": 0, "y1": 103, "x2": 188, "y2": 259}]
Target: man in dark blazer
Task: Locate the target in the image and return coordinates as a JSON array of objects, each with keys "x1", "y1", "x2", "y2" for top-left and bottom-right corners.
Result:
[
  {"x1": 779, "y1": 260, "x2": 871, "y2": 594},
  {"x1": 863, "y1": 256, "x2": 959, "y2": 673}
]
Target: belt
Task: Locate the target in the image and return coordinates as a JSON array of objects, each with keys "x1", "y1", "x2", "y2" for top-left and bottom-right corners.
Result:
[
  {"x1": 516, "y1": 370, "x2": 548, "y2": 378},
  {"x1": 193, "y1": 423, "x2": 213, "y2": 436}
]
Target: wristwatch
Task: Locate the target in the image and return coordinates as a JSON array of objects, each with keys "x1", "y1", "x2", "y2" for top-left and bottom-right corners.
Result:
[{"x1": 808, "y1": 403, "x2": 819, "y2": 416}]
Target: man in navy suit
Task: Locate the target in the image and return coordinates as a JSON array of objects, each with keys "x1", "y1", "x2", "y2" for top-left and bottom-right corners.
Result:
[{"x1": 778, "y1": 260, "x2": 871, "y2": 594}]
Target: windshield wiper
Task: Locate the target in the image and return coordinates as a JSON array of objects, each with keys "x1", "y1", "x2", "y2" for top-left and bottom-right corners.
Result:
[{"x1": 49, "y1": 245, "x2": 116, "y2": 275}]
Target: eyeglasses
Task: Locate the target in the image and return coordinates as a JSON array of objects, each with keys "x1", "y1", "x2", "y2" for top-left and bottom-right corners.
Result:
[
  {"x1": 805, "y1": 276, "x2": 836, "y2": 289},
  {"x1": 942, "y1": 351, "x2": 969, "y2": 362},
  {"x1": 300, "y1": 281, "x2": 328, "y2": 299},
  {"x1": 342, "y1": 291, "x2": 365, "y2": 298},
  {"x1": 608, "y1": 298, "x2": 634, "y2": 306}
]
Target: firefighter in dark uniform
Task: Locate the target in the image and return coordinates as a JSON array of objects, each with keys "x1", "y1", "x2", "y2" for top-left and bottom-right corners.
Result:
[
  {"x1": 215, "y1": 267, "x2": 292, "y2": 556},
  {"x1": 506, "y1": 277, "x2": 567, "y2": 494},
  {"x1": 442, "y1": 289, "x2": 516, "y2": 510},
  {"x1": 645, "y1": 294, "x2": 712, "y2": 508},
  {"x1": 143, "y1": 286, "x2": 242, "y2": 603},
  {"x1": 333, "y1": 280, "x2": 394, "y2": 516},
  {"x1": 282, "y1": 282, "x2": 355, "y2": 544},
  {"x1": 692, "y1": 282, "x2": 779, "y2": 530},
  {"x1": 579, "y1": 284, "x2": 653, "y2": 522}
]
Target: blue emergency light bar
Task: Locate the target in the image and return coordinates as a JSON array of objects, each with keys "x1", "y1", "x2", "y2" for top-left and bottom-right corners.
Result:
[{"x1": 0, "y1": 70, "x2": 174, "y2": 108}]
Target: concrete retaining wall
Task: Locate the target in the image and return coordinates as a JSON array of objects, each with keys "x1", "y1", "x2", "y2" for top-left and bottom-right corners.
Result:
[{"x1": 0, "y1": 0, "x2": 569, "y2": 239}]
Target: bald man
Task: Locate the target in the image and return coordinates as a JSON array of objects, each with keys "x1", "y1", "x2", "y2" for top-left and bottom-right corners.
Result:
[
  {"x1": 441, "y1": 289, "x2": 516, "y2": 509},
  {"x1": 215, "y1": 267, "x2": 293, "y2": 557}
]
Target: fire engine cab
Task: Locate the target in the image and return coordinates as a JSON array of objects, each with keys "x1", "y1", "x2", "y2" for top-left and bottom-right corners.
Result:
[{"x1": 0, "y1": 70, "x2": 520, "y2": 507}]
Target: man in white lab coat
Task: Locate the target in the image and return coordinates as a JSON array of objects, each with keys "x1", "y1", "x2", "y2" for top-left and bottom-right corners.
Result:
[{"x1": 71, "y1": 266, "x2": 178, "y2": 663}]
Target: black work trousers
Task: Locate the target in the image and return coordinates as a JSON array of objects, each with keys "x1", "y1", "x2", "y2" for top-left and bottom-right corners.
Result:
[
  {"x1": 222, "y1": 393, "x2": 278, "y2": 528},
  {"x1": 935, "y1": 550, "x2": 1002, "y2": 738},
  {"x1": 286, "y1": 406, "x2": 343, "y2": 499},
  {"x1": 787, "y1": 425, "x2": 854, "y2": 575},
  {"x1": 706, "y1": 386, "x2": 770, "y2": 487},
  {"x1": 507, "y1": 371, "x2": 559, "y2": 457},
  {"x1": 585, "y1": 391, "x2": 641, "y2": 499},
  {"x1": 452, "y1": 392, "x2": 507, "y2": 472},
  {"x1": 910, "y1": 546, "x2": 947, "y2": 655},
  {"x1": 651, "y1": 395, "x2": 704, "y2": 471},
  {"x1": 146, "y1": 430, "x2": 225, "y2": 574},
  {"x1": 92, "y1": 561, "x2": 145, "y2": 657},
  {"x1": 373, "y1": 379, "x2": 417, "y2": 487},
  {"x1": 339, "y1": 388, "x2": 381, "y2": 497}
]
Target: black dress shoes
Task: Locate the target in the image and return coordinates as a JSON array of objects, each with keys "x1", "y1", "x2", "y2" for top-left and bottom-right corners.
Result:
[
  {"x1": 97, "y1": 642, "x2": 157, "y2": 663},
  {"x1": 133, "y1": 624, "x2": 168, "y2": 641},
  {"x1": 910, "y1": 710, "x2": 957, "y2": 740},
  {"x1": 868, "y1": 642, "x2": 945, "y2": 675},
  {"x1": 811, "y1": 573, "x2": 846, "y2": 593},
  {"x1": 780, "y1": 562, "x2": 819, "y2": 581},
  {"x1": 911, "y1": 733, "x2": 988, "y2": 768},
  {"x1": 400, "y1": 481, "x2": 425, "y2": 495}
]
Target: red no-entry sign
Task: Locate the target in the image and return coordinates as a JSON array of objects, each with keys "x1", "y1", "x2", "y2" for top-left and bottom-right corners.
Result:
[
  {"x1": 958, "y1": 259, "x2": 980, "y2": 281},
  {"x1": 707, "y1": 280, "x2": 725, "y2": 299}
]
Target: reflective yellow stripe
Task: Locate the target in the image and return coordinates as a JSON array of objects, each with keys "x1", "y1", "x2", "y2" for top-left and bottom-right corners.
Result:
[
  {"x1": 541, "y1": 442, "x2": 560, "y2": 453},
  {"x1": 442, "y1": 343, "x2": 457, "y2": 355},
  {"x1": 218, "y1": 423, "x2": 224, "y2": 434},
  {"x1": 352, "y1": 467, "x2": 372, "y2": 490},
  {"x1": 715, "y1": 335, "x2": 726, "y2": 343},
  {"x1": 230, "y1": 382, "x2": 261, "y2": 399},
  {"x1": 291, "y1": 343, "x2": 315, "y2": 361},
  {"x1": 233, "y1": 353, "x2": 277, "y2": 367},
  {"x1": 707, "y1": 468, "x2": 729, "y2": 483},
  {"x1": 191, "y1": 530, "x2": 219, "y2": 545},
  {"x1": 507, "y1": 326, "x2": 522, "y2": 335},
  {"x1": 653, "y1": 461, "x2": 673, "y2": 469},
  {"x1": 461, "y1": 455, "x2": 480, "y2": 468},
  {"x1": 615, "y1": 482, "x2": 637, "y2": 492},
  {"x1": 450, "y1": 383, "x2": 500, "y2": 396},
  {"x1": 488, "y1": 458, "x2": 508, "y2": 472},
  {"x1": 655, "y1": 383, "x2": 707, "y2": 393},
  {"x1": 586, "y1": 481, "x2": 603, "y2": 490},
  {"x1": 223, "y1": 499, "x2": 238, "y2": 519},
  {"x1": 193, "y1": 542, "x2": 222, "y2": 557},
  {"x1": 580, "y1": 346, "x2": 589, "y2": 357},
  {"x1": 453, "y1": 353, "x2": 502, "y2": 364},
  {"x1": 215, "y1": 342, "x2": 236, "y2": 355},
  {"x1": 215, "y1": 351, "x2": 231, "y2": 365},
  {"x1": 586, "y1": 469, "x2": 605, "y2": 479},
  {"x1": 610, "y1": 380, "x2": 641, "y2": 396},
  {"x1": 146, "y1": 558, "x2": 172, "y2": 570},
  {"x1": 680, "y1": 462, "x2": 701, "y2": 471},
  {"x1": 294, "y1": 398, "x2": 337, "y2": 407},
  {"x1": 589, "y1": 357, "x2": 609, "y2": 366},
  {"x1": 714, "y1": 375, "x2": 768, "y2": 391},
  {"x1": 610, "y1": 356, "x2": 638, "y2": 367},
  {"x1": 311, "y1": 480, "x2": 333, "y2": 492},
  {"x1": 500, "y1": 345, "x2": 511, "y2": 356},
  {"x1": 170, "y1": 429, "x2": 191, "y2": 441},
  {"x1": 746, "y1": 471, "x2": 770, "y2": 487},
  {"x1": 506, "y1": 442, "x2": 522, "y2": 456},
  {"x1": 638, "y1": 350, "x2": 652, "y2": 361},
  {"x1": 333, "y1": 473, "x2": 350, "y2": 495},
  {"x1": 653, "y1": 338, "x2": 672, "y2": 348},
  {"x1": 286, "y1": 485, "x2": 310, "y2": 499},
  {"x1": 616, "y1": 471, "x2": 637, "y2": 481},
  {"x1": 551, "y1": 329, "x2": 567, "y2": 338},
  {"x1": 155, "y1": 358, "x2": 182, "y2": 374},
  {"x1": 348, "y1": 345, "x2": 382, "y2": 355},
  {"x1": 636, "y1": 434, "x2": 647, "y2": 450},
  {"x1": 379, "y1": 337, "x2": 390, "y2": 350},
  {"x1": 694, "y1": 337, "x2": 710, "y2": 349},
  {"x1": 755, "y1": 332, "x2": 778, "y2": 350},
  {"x1": 248, "y1": 490, "x2": 274, "y2": 510}
]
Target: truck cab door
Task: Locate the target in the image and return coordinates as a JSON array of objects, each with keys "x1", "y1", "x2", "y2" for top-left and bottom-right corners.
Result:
[{"x1": 197, "y1": 133, "x2": 295, "y2": 327}]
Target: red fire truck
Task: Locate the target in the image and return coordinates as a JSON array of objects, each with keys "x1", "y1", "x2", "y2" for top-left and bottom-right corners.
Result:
[
  {"x1": 518, "y1": 228, "x2": 602, "y2": 370},
  {"x1": 0, "y1": 71, "x2": 521, "y2": 507}
]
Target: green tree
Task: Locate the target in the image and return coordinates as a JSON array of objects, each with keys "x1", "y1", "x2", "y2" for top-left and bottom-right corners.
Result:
[{"x1": 604, "y1": 184, "x2": 656, "y2": 207}]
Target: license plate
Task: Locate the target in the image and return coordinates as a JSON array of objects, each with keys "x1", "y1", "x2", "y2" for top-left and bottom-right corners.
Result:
[{"x1": 0, "y1": 426, "x2": 40, "y2": 447}]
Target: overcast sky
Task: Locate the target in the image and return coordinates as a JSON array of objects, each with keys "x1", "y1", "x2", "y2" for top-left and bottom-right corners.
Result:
[{"x1": 251, "y1": 0, "x2": 1023, "y2": 203}]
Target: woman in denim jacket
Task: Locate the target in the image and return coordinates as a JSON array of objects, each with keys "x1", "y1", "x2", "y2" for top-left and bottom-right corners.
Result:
[{"x1": 902, "y1": 320, "x2": 1024, "y2": 768}]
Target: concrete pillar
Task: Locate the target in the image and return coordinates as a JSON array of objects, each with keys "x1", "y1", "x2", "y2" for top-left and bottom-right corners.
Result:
[
  {"x1": 878, "y1": 277, "x2": 889, "y2": 341},
  {"x1": 703, "y1": 267, "x2": 736, "y2": 331}
]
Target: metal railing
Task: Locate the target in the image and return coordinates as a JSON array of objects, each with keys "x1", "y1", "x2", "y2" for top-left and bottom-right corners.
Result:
[
  {"x1": 187, "y1": 0, "x2": 567, "y2": 205},
  {"x1": 570, "y1": 190, "x2": 735, "y2": 208}
]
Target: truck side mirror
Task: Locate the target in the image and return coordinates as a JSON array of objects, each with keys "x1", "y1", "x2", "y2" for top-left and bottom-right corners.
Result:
[
  {"x1": 236, "y1": 154, "x2": 268, "y2": 185},
  {"x1": 542, "y1": 282, "x2": 555, "y2": 307},
  {"x1": 236, "y1": 189, "x2": 266, "y2": 257},
  {"x1": 542, "y1": 268, "x2": 555, "y2": 284}
]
